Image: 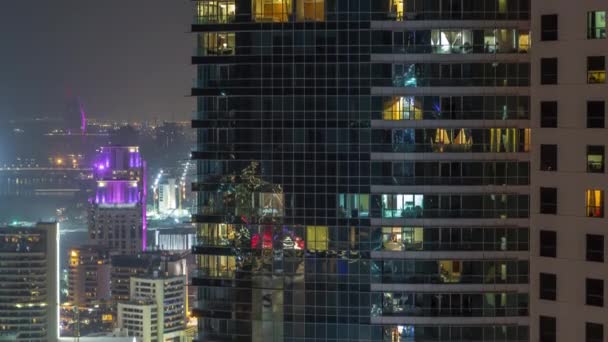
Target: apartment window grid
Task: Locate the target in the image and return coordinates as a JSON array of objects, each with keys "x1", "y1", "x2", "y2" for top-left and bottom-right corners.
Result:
[
  {"x1": 372, "y1": 160, "x2": 530, "y2": 186},
  {"x1": 383, "y1": 28, "x2": 531, "y2": 54},
  {"x1": 382, "y1": 325, "x2": 529, "y2": 342},
  {"x1": 378, "y1": 95, "x2": 530, "y2": 121},
  {"x1": 192, "y1": 1, "x2": 532, "y2": 341},
  {"x1": 391, "y1": 62, "x2": 530, "y2": 87},
  {"x1": 379, "y1": 226, "x2": 529, "y2": 252}
]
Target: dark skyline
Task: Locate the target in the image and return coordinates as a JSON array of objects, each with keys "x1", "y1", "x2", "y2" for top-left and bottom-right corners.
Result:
[{"x1": 0, "y1": 0, "x2": 193, "y2": 122}]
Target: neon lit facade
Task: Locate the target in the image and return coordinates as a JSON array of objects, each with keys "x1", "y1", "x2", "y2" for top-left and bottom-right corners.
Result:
[{"x1": 89, "y1": 146, "x2": 147, "y2": 253}]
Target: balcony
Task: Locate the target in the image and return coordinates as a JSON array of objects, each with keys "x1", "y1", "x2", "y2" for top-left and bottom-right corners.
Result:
[{"x1": 195, "y1": 1, "x2": 236, "y2": 24}]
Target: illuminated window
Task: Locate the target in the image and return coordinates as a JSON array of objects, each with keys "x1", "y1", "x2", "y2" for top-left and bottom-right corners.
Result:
[
  {"x1": 380, "y1": 227, "x2": 425, "y2": 251},
  {"x1": 382, "y1": 227, "x2": 404, "y2": 251},
  {"x1": 588, "y1": 11, "x2": 606, "y2": 39},
  {"x1": 338, "y1": 194, "x2": 369, "y2": 217},
  {"x1": 586, "y1": 189, "x2": 604, "y2": 218},
  {"x1": 587, "y1": 146, "x2": 605, "y2": 173},
  {"x1": 383, "y1": 97, "x2": 422, "y2": 120},
  {"x1": 382, "y1": 194, "x2": 424, "y2": 218},
  {"x1": 198, "y1": 223, "x2": 236, "y2": 246},
  {"x1": 256, "y1": 192, "x2": 284, "y2": 217},
  {"x1": 498, "y1": 0, "x2": 507, "y2": 14},
  {"x1": 588, "y1": 56, "x2": 606, "y2": 84},
  {"x1": 430, "y1": 128, "x2": 472, "y2": 152},
  {"x1": 198, "y1": 255, "x2": 236, "y2": 278},
  {"x1": 430, "y1": 30, "x2": 473, "y2": 54},
  {"x1": 252, "y1": 0, "x2": 292, "y2": 22},
  {"x1": 389, "y1": 0, "x2": 404, "y2": 20},
  {"x1": 196, "y1": 1, "x2": 236, "y2": 24},
  {"x1": 487, "y1": 128, "x2": 530, "y2": 153},
  {"x1": 306, "y1": 226, "x2": 328, "y2": 251},
  {"x1": 199, "y1": 32, "x2": 235, "y2": 56},
  {"x1": 518, "y1": 32, "x2": 530, "y2": 52},
  {"x1": 438, "y1": 260, "x2": 462, "y2": 283},
  {"x1": 402, "y1": 227, "x2": 423, "y2": 250},
  {"x1": 296, "y1": 0, "x2": 324, "y2": 21}
]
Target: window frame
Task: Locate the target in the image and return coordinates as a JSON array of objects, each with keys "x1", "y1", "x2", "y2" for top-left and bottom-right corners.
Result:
[
  {"x1": 540, "y1": 272, "x2": 557, "y2": 301},
  {"x1": 540, "y1": 144, "x2": 558, "y2": 171},
  {"x1": 540, "y1": 101, "x2": 558, "y2": 128},
  {"x1": 586, "y1": 234, "x2": 604, "y2": 263},
  {"x1": 587, "y1": 101, "x2": 605, "y2": 128},
  {"x1": 541, "y1": 14, "x2": 558, "y2": 41},
  {"x1": 540, "y1": 230, "x2": 557, "y2": 258},
  {"x1": 541, "y1": 58, "x2": 558, "y2": 85},
  {"x1": 586, "y1": 278, "x2": 604, "y2": 307},
  {"x1": 540, "y1": 187, "x2": 557, "y2": 215}
]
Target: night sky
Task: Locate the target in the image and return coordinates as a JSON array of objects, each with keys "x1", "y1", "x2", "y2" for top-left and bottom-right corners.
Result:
[{"x1": 0, "y1": 0, "x2": 193, "y2": 122}]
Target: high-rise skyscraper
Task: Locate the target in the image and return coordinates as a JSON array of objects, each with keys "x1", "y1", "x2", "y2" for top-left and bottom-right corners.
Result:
[
  {"x1": 0, "y1": 222, "x2": 59, "y2": 342},
  {"x1": 531, "y1": 2, "x2": 608, "y2": 342},
  {"x1": 192, "y1": 1, "x2": 531, "y2": 341},
  {"x1": 89, "y1": 146, "x2": 147, "y2": 254},
  {"x1": 68, "y1": 245, "x2": 111, "y2": 308}
]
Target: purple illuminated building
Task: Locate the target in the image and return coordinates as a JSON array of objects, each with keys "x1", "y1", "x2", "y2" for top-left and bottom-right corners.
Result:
[{"x1": 89, "y1": 146, "x2": 147, "y2": 254}]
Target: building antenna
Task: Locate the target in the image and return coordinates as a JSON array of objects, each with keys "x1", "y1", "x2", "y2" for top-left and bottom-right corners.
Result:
[{"x1": 78, "y1": 98, "x2": 87, "y2": 135}]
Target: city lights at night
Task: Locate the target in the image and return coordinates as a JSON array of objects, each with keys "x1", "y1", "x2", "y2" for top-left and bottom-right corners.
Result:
[{"x1": 1, "y1": 1, "x2": 608, "y2": 341}]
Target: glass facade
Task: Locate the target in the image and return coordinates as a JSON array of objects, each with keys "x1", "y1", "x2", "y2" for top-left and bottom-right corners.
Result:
[{"x1": 192, "y1": 0, "x2": 530, "y2": 341}]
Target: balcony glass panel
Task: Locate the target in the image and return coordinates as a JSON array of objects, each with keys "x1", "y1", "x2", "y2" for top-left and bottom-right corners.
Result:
[
  {"x1": 199, "y1": 32, "x2": 235, "y2": 56},
  {"x1": 253, "y1": 0, "x2": 292, "y2": 22},
  {"x1": 196, "y1": 1, "x2": 236, "y2": 24}
]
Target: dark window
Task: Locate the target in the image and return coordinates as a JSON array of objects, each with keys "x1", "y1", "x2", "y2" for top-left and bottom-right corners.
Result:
[
  {"x1": 587, "y1": 322, "x2": 604, "y2": 342},
  {"x1": 541, "y1": 14, "x2": 558, "y2": 41},
  {"x1": 541, "y1": 58, "x2": 558, "y2": 85},
  {"x1": 587, "y1": 146, "x2": 605, "y2": 173},
  {"x1": 541, "y1": 101, "x2": 558, "y2": 128},
  {"x1": 540, "y1": 230, "x2": 557, "y2": 257},
  {"x1": 586, "y1": 278, "x2": 604, "y2": 307},
  {"x1": 540, "y1": 144, "x2": 558, "y2": 171},
  {"x1": 587, "y1": 56, "x2": 606, "y2": 84},
  {"x1": 540, "y1": 316, "x2": 556, "y2": 342},
  {"x1": 540, "y1": 273, "x2": 557, "y2": 300},
  {"x1": 540, "y1": 187, "x2": 557, "y2": 214},
  {"x1": 588, "y1": 101, "x2": 605, "y2": 128},
  {"x1": 587, "y1": 234, "x2": 604, "y2": 262}
]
